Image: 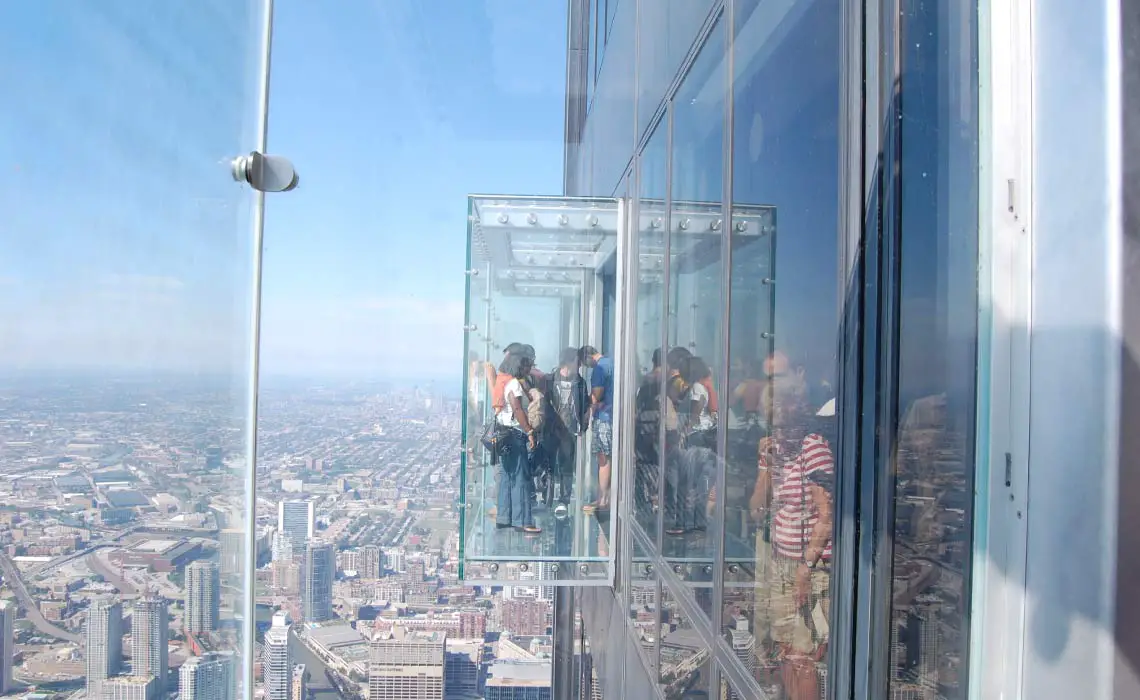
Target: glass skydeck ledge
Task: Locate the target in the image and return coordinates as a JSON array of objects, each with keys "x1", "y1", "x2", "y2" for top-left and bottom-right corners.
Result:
[
  {"x1": 462, "y1": 195, "x2": 622, "y2": 586},
  {"x1": 459, "y1": 195, "x2": 776, "y2": 587}
]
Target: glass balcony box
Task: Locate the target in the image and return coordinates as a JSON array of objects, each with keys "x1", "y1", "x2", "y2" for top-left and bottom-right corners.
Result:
[{"x1": 459, "y1": 195, "x2": 775, "y2": 587}]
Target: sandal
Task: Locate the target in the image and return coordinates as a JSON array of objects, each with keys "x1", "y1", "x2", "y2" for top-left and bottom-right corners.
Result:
[{"x1": 523, "y1": 525, "x2": 542, "y2": 535}]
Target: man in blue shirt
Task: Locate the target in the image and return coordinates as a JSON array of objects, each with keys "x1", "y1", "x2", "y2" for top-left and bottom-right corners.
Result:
[{"x1": 580, "y1": 345, "x2": 613, "y2": 513}]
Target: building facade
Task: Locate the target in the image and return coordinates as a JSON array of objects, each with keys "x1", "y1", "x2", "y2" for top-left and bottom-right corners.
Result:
[
  {"x1": 302, "y1": 541, "x2": 335, "y2": 623},
  {"x1": 264, "y1": 611, "x2": 294, "y2": 700},
  {"x1": 278, "y1": 499, "x2": 315, "y2": 555},
  {"x1": 0, "y1": 600, "x2": 13, "y2": 694},
  {"x1": 86, "y1": 596, "x2": 123, "y2": 700},
  {"x1": 131, "y1": 595, "x2": 169, "y2": 689},
  {"x1": 185, "y1": 560, "x2": 221, "y2": 634},
  {"x1": 180, "y1": 652, "x2": 237, "y2": 700},
  {"x1": 368, "y1": 631, "x2": 446, "y2": 700},
  {"x1": 454, "y1": 0, "x2": 1140, "y2": 699},
  {"x1": 103, "y1": 675, "x2": 158, "y2": 700}
]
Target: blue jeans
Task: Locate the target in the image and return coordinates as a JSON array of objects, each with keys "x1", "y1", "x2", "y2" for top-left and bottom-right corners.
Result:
[{"x1": 496, "y1": 429, "x2": 533, "y2": 528}]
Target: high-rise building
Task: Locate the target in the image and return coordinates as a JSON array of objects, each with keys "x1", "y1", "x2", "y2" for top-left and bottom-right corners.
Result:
[
  {"x1": 727, "y1": 617, "x2": 755, "y2": 700},
  {"x1": 383, "y1": 547, "x2": 405, "y2": 574},
  {"x1": 292, "y1": 663, "x2": 309, "y2": 700},
  {"x1": 277, "y1": 500, "x2": 314, "y2": 554},
  {"x1": 339, "y1": 549, "x2": 360, "y2": 575},
  {"x1": 185, "y1": 561, "x2": 221, "y2": 634},
  {"x1": 302, "y1": 541, "x2": 335, "y2": 623},
  {"x1": 360, "y1": 545, "x2": 382, "y2": 579},
  {"x1": 218, "y1": 529, "x2": 244, "y2": 577},
  {"x1": 273, "y1": 532, "x2": 295, "y2": 563},
  {"x1": 0, "y1": 600, "x2": 13, "y2": 694},
  {"x1": 263, "y1": 611, "x2": 293, "y2": 700},
  {"x1": 443, "y1": 639, "x2": 482, "y2": 699},
  {"x1": 180, "y1": 651, "x2": 236, "y2": 700},
  {"x1": 131, "y1": 595, "x2": 169, "y2": 690},
  {"x1": 103, "y1": 675, "x2": 158, "y2": 700},
  {"x1": 86, "y1": 596, "x2": 123, "y2": 700},
  {"x1": 368, "y1": 630, "x2": 446, "y2": 700}
]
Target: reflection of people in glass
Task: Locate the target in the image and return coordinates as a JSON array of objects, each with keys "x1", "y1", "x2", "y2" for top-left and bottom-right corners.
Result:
[
  {"x1": 749, "y1": 374, "x2": 833, "y2": 699},
  {"x1": 662, "y1": 347, "x2": 693, "y2": 536},
  {"x1": 663, "y1": 355, "x2": 720, "y2": 537},
  {"x1": 544, "y1": 347, "x2": 590, "y2": 518},
  {"x1": 581, "y1": 346, "x2": 613, "y2": 514},
  {"x1": 495, "y1": 351, "x2": 541, "y2": 535},
  {"x1": 635, "y1": 349, "x2": 668, "y2": 524}
]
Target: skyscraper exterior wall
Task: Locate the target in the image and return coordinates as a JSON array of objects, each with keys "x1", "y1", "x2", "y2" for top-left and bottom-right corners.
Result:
[
  {"x1": 86, "y1": 596, "x2": 123, "y2": 700},
  {"x1": 302, "y1": 541, "x2": 335, "y2": 623},
  {"x1": 180, "y1": 651, "x2": 237, "y2": 700},
  {"x1": 0, "y1": 600, "x2": 14, "y2": 694},
  {"x1": 185, "y1": 560, "x2": 221, "y2": 634},
  {"x1": 131, "y1": 595, "x2": 169, "y2": 690},
  {"x1": 264, "y1": 611, "x2": 294, "y2": 700},
  {"x1": 278, "y1": 500, "x2": 314, "y2": 554},
  {"x1": 368, "y1": 631, "x2": 446, "y2": 700}
]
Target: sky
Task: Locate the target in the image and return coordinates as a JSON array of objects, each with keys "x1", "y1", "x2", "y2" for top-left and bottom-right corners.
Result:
[{"x1": 0, "y1": 1, "x2": 568, "y2": 381}]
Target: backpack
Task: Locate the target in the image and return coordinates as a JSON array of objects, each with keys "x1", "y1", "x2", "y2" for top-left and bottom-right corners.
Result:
[{"x1": 521, "y1": 376, "x2": 546, "y2": 432}]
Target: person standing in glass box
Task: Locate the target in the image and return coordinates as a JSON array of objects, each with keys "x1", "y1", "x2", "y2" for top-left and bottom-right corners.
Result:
[
  {"x1": 580, "y1": 345, "x2": 614, "y2": 514},
  {"x1": 544, "y1": 347, "x2": 590, "y2": 518}
]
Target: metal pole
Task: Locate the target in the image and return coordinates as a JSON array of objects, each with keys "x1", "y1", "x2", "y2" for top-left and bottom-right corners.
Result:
[
  {"x1": 552, "y1": 586, "x2": 578, "y2": 700},
  {"x1": 243, "y1": 1, "x2": 274, "y2": 698}
]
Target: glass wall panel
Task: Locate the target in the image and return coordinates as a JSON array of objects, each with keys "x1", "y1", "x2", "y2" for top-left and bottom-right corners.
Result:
[
  {"x1": 659, "y1": 585, "x2": 713, "y2": 699},
  {"x1": 887, "y1": 1, "x2": 979, "y2": 697},
  {"x1": 721, "y1": 1, "x2": 842, "y2": 698},
  {"x1": 660, "y1": 20, "x2": 725, "y2": 619},
  {"x1": 0, "y1": 2, "x2": 266, "y2": 697},
  {"x1": 636, "y1": 0, "x2": 717, "y2": 140},
  {"x1": 589, "y1": 0, "x2": 637, "y2": 197},
  {"x1": 460, "y1": 196, "x2": 619, "y2": 584},
  {"x1": 635, "y1": 123, "x2": 669, "y2": 548},
  {"x1": 630, "y1": 540, "x2": 661, "y2": 677}
]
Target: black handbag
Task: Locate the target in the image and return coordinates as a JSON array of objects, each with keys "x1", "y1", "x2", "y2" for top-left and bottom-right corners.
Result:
[{"x1": 481, "y1": 420, "x2": 508, "y2": 464}]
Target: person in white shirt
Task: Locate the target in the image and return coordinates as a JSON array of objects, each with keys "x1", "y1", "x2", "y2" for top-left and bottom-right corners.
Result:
[{"x1": 496, "y1": 352, "x2": 542, "y2": 534}]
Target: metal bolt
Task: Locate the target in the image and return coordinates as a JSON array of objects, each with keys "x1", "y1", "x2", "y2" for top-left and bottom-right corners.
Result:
[{"x1": 519, "y1": 563, "x2": 529, "y2": 572}]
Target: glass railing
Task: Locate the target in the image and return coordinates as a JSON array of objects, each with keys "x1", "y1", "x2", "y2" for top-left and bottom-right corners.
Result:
[{"x1": 0, "y1": 2, "x2": 268, "y2": 697}]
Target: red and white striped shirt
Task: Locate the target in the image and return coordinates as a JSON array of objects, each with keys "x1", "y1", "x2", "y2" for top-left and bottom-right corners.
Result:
[{"x1": 768, "y1": 433, "x2": 834, "y2": 560}]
